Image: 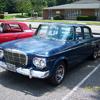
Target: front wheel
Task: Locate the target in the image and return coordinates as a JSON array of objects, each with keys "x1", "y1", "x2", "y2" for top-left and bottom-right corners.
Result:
[{"x1": 49, "y1": 61, "x2": 66, "y2": 86}]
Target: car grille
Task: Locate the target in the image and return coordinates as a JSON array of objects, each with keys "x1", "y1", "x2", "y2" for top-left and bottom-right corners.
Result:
[{"x1": 4, "y1": 49, "x2": 28, "y2": 67}]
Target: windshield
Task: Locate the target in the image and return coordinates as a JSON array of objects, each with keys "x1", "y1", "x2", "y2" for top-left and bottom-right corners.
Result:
[{"x1": 36, "y1": 24, "x2": 74, "y2": 41}]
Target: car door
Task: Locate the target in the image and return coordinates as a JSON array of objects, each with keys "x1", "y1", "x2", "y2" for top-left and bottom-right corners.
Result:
[
  {"x1": 82, "y1": 26, "x2": 93, "y2": 56},
  {"x1": 75, "y1": 26, "x2": 87, "y2": 62},
  {"x1": 9, "y1": 24, "x2": 33, "y2": 39},
  {"x1": 16, "y1": 31, "x2": 33, "y2": 39},
  {"x1": 0, "y1": 33, "x2": 17, "y2": 43},
  {"x1": 68, "y1": 26, "x2": 88, "y2": 65}
]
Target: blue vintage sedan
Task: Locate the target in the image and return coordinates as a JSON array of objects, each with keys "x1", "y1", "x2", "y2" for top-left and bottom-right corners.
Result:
[{"x1": 0, "y1": 23, "x2": 100, "y2": 85}]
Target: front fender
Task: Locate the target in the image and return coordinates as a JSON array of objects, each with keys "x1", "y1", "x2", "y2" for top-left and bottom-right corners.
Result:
[
  {"x1": 53, "y1": 56, "x2": 68, "y2": 67},
  {"x1": 48, "y1": 56, "x2": 69, "y2": 77}
]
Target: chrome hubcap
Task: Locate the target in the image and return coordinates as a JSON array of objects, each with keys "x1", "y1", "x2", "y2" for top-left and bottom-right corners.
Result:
[
  {"x1": 55, "y1": 65, "x2": 65, "y2": 83},
  {"x1": 98, "y1": 50, "x2": 100, "y2": 56},
  {"x1": 94, "y1": 51, "x2": 98, "y2": 59}
]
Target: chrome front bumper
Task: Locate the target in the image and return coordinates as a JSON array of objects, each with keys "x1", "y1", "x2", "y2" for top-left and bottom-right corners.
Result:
[{"x1": 0, "y1": 61, "x2": 49, "y2": 79}]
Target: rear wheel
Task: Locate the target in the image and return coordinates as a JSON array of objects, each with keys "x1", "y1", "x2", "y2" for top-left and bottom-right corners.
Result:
[
  {"x1": 49, "y1": 61, "x2": 66, "y2": 86},
  {"x1": 92, "y1": 49, "x2": 100, "y2": 60},
  {"x1": 92, "y1": 51, "x2": 98, "y2": 59}
]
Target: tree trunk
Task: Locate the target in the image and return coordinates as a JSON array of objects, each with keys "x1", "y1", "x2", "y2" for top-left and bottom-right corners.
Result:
[{"x1": 22, "y1": 12, "x2": 24, "y2": 16}]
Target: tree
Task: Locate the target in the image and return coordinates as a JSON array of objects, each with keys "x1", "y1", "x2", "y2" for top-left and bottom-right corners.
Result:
[
  {"x1": 16, "y1": 0, "x2": 33, "y2": 15},
  {"x1": 46, "y1": 0, "x2": 56, "y2": 7},
  {"x1": 5, "y1": 0, "x2": 17, "y2": 13},
  {"x1": 31, "y1": 0, "x2": 47, "y2": 16},
  {"x1": 0, "y1": 0, "x2": 6, "y2": 13},
  {"x1": 0, "y1": 0, "x2": 79, "y2": 15}
]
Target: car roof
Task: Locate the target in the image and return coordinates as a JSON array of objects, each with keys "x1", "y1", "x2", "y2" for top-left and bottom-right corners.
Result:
[{"x1": 40, "y1": 22, "x2": 87, "y2": 27}]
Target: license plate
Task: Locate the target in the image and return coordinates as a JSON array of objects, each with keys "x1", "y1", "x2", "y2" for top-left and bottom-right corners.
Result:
[{"x1": 6, "y1": 63, "x2": 16, "y2": 72}]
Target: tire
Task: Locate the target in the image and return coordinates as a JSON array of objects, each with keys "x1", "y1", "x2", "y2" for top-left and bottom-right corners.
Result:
[
  {"x1": 49, "y1": 61, "x2": 66, "y2": 86},
  {"x1": 92, "y1": 50, "x2": 99, "y2": 60},
  {"x1": 97, "y1": 50, "x2": 100, "y2": 57},
  {"x1": 92, "y1": 51, "x2": 98, "y2": 60}
]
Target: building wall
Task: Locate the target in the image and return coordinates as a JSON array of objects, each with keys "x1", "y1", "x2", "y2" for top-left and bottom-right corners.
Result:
[
  {"x1": 43, "y1": 10, "x2": 49, "y2": 19},
  {"x1": 43, "y1": 9, "x2": 65, "y2": 19},
  {"x1": 43, "y1": 9, "x2": 98, "y2": 20},
  {"x1": 81, "y1": 9, "x2": 95, "y2": 16}
]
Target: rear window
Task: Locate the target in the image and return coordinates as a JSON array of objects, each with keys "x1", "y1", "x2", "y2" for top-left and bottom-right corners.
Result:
[
  {"x1": 75, "y1": 27, "x2": 83, "y2": 40},
  {"x1": 83, "y1": 27, "x2": 91, "y2": 39}
]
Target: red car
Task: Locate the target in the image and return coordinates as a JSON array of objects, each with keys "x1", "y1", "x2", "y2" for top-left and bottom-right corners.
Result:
[{"x1": 0, "y1": 21, "x2": 35, "y2": 43}]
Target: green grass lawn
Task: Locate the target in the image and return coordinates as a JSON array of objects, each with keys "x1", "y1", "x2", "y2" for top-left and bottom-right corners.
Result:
[
  {"x1": 30, "y1": 20, "x2": 100, "y2": 25},
  {"x1": 4, "y1": 15, "x2": 16, "y2": 19},
  {"x1": 4, "y1": 13, "x2": 29, "y2": 19},
  {"x1": 2, "y1": 14, "x2": 100, "y2": 25}
]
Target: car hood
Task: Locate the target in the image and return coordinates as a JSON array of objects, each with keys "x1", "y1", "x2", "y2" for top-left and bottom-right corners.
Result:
[{"x1": 0, "y1": 37, "x2": 69, "y2": 57}]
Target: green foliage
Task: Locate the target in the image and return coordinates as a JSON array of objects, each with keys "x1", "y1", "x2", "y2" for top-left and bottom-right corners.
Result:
[
  {"x1": 53, "y1": 15, "x2": 64, "y2": 20},
  {"x1": 0, "y1": 0, "x2": 76, "y2": 17},
  {"x1": 0, "y1": 0, "x2": 6, "y2": 13},
  {"x1": 56, "y1": 0, "x2": 67, "y2": 5},
  {"x1": 5, "y1": 0, "x2": 17, "y2": 13},
  {"x1": 16, "y1": 0, "x2": 33, "y2": 15},
  {"x1": 0, "y1": 0, "x2": 17, "y2": 13},
  {"x1": 46, "y1": 0, "x2": 56, "y2": 7},
  {"x1": 30, "y1": 0, "x2": 47, "y2": 16},
  {"x1": 77, "y1": 16, "x2": 97, "y2": 21}
]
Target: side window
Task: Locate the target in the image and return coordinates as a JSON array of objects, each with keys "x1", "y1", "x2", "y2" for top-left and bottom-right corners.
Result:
[
  {"x1": 83, "y1": 27, "x2": 91, "y2": 39},
  {"x1": 1, "y1": 24, "x2": 11, "y2": 33},
  {"x1": 75, "y1": 27, "x2": 83, "y2": 40},
  {"x1": 60, "y1": 26, "x2": 74, "y2": 40},
  {"x1": 9, "y1": 24, "x2": 21, "y2": 30}
]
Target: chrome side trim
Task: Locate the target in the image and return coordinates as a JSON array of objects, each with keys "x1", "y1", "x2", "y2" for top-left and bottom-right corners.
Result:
[{"x1": 50, "y1": 44, "x2": 90, "y2": 56}]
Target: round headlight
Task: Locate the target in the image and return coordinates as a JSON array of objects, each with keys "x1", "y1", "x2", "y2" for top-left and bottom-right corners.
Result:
[
  {"x1": 33, "y1": 57, "x2": 46, "y2": 69},
  {"x1": 0, "y1": 50, "x2": 4, "y2": 59}
]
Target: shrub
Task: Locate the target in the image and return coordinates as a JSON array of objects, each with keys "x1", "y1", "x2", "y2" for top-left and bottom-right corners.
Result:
[
  {"x1": 27, "y1": 13, "x2": 31, "y2": 17},
  {"x1": 77, "y1": 16, "x2": 97, "y2": 21},
  {"x1": 0, "y1": 14, "x2": 4, "y2": 19},
  {"x1": 53, "y1": 15, "x2": 64, "y2": 20}
]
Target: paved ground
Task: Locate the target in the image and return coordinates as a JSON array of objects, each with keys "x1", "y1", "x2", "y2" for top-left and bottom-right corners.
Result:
[{"x1": 0, "y1": 58, "x2": 100, "y2": 100}]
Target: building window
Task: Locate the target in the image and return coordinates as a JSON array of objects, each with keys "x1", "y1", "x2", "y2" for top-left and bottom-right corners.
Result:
[
  {"x1": 95, "y1": 9, "x2": 100, "y2": 17},
  {"x1": 65, "y1": 9, "x2": 81, "y2": 19},
  {"x1": 95, "y1": 9, "x2": 98, "y2": 16},
  {"x1": 95, "y1": 9, "x2": 100, "y2": 20},
  {"x1": 56, "y1": 11, "x2": 61, "y2": 14}
]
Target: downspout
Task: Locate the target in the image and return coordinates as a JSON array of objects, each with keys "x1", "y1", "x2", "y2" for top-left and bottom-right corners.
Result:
[{"x1": 99, "y1": 3, "x2": 100, "y2": 20}]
